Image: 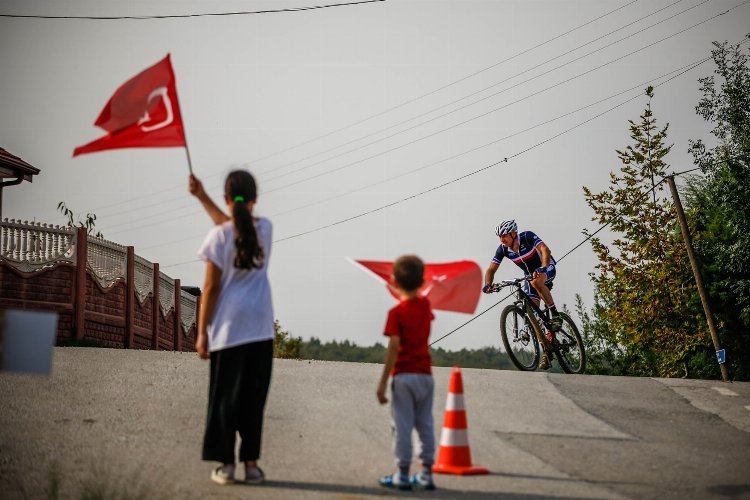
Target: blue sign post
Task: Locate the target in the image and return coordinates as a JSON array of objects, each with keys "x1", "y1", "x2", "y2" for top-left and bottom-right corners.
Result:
[{"x1": 716, "y1": 349, "x2": 726, "y2": 365}]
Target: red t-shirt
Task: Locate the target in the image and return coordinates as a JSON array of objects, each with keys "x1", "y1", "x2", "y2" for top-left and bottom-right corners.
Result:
[{"x1": 384, "y1": 296, "x2": 434, "y2": 375}]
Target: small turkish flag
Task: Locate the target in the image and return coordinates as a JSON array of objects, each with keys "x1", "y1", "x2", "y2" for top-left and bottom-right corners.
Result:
[
  {"x1": 352, "y1": 259, "x2": 482, "y2": 314},
  {"x1": 73, "y1": 54, "x2": 186, "y2": 157}
]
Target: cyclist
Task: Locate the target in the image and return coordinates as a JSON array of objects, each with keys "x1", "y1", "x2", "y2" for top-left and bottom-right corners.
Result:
[{"x1": 482, "y1": 220, "x2": 560, "y2": 370}]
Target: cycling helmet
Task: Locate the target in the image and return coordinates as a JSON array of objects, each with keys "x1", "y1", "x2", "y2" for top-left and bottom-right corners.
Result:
[{"x1": 494, "y1": 219, "x2": 517, "y2": 236}]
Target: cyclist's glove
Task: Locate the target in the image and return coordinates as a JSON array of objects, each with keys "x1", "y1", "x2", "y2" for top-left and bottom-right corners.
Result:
[
  {"x1": 535, "y1": 267, "x2": 547, "y2": 276},
  {"x1": 482, "y1": 283, "x2": 493, "y2": 294}
]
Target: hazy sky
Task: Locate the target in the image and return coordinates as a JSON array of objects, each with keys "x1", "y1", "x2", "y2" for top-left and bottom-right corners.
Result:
[{"x1": 2, "y1": 0, "x2": 748, "y2": 350}]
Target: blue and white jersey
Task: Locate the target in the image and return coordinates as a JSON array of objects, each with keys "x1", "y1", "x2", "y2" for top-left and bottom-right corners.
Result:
[{"x1": 492, "y1": 230, "x2": 556, "y2": 276}]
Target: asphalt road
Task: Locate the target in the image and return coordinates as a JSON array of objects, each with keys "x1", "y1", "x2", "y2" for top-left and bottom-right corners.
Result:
[{"x1": 1, "y1": 348, "x2": 749, "y2": 499}]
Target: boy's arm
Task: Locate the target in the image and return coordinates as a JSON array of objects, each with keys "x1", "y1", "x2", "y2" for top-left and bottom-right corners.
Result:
[
  {"x1": 189, "y1": 175, "x2": 230, "y2": 225},
  {"x1": 376, "y1": 335, "x2": 400, "y2": 405}
]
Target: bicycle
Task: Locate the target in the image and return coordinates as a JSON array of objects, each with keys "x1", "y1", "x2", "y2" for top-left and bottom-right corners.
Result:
[{"x1": 489, "y1": 276, "x2": 586, "y2": 374}]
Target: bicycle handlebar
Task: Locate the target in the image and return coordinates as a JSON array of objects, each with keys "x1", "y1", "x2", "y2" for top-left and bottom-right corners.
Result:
[{"x1": 488, "y1": 275, "x2": 533, "y2": 293}]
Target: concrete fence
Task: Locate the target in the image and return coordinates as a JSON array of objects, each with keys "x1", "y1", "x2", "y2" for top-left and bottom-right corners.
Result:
[{"x1": 0, "y1": 219, "x2": 198, "y2": 351}]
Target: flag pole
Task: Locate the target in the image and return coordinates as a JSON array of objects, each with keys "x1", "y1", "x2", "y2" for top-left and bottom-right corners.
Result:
[
  {"x1": 184, "y1": 143, "x2": 194, "y2": 175},
  {"x1": 168, "y1": 53, "x2": 193, "y2": 176}
]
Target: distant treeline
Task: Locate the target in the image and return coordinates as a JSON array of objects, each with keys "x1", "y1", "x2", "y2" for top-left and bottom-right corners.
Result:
[
  {"x1": 273, "y1": 321, "x2": 514, "y2": 370},
  {"x1": 303, "y1": 337, "x2": 515, "y2": 370}
]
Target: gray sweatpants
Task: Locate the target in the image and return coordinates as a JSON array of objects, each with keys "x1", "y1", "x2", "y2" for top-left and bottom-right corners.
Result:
[{"x1": 391, "y1": 373, "x2": 435, "y2": 469}]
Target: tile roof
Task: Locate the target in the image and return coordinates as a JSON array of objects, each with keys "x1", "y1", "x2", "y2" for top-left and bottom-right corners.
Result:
[{"x1": 0, "y1": 147, "x2": 40, "y2": 181}]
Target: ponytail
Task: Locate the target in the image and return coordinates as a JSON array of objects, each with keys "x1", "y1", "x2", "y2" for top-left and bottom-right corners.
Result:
[{"x1": 225, "y1": 170, "x2": 264, "y2": 269}]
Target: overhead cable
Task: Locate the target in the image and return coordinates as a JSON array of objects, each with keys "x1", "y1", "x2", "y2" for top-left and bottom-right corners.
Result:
[
  {"x1": 0, "y1": 0, "x2": 385, "y2": 20},
  {"x1": 258, "y1": 0, "x2": 694, "y2": 182},
  {"x1": 83, "y1": 0, "x2": 642, "y2": 215},
  {"x1": 153, "y1": 57, "x2": 711, "y2": 256}
]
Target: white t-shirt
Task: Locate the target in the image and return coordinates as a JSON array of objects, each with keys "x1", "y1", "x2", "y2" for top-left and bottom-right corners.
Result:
[{"x1": 197, "y1": 218, "x2": 274, "y2": 351}]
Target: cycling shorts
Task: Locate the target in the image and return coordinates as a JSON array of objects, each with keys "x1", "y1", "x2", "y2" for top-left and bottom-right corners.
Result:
[{"x1": 524, "y1": 263, "x2": 556, "y2": 302}]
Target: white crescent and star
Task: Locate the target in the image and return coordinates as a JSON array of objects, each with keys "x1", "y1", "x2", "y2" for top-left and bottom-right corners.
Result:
[{"x1": 137, "y1": 86, "x2": 174, "y2": 132}]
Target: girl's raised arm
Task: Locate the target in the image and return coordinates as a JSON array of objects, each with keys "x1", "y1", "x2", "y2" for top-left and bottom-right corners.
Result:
[{"x1": 189, "y1": 175, "x2": 230, "y2": 225}]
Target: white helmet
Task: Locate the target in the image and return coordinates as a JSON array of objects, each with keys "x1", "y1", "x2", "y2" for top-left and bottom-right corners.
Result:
[{"x1": 494, "y1": 219, "x2": 517, "y2": 236}]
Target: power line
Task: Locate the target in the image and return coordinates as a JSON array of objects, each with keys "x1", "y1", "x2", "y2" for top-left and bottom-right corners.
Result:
[
  {"x1": 257, "y1": 0, "x2": 694, "y2": 183},
  {"x1": 0, "y1": 0, "x2": 385, "y2": 20},
  {"x1": 96, "y1": 0, "x2": 721, "y2": 225},
  {"x1": 83, "y1": 0, "x2": 747, "y2": 224},
  {"x1": 157, "y1": 53, "x2": 712, "y2": 267},
  {"x1": 258, "y1": 5, "x2": 732, "y2": 197},
  {"x1": 140, "y1": 61, "x2": 691, "y2": 251},
  {"x1": 158, "y1": 31, "x2": 748, "y2": 270},
  {"x1": 245, "y1": 1, "x2": 641, "y2": 169},
  {"x1": 101, "y1": 9, "x2": 710, "y2": 234},
  {"x1": 82, "y1": 0, "x2": 642, "y2": 215},
  {"x1": 267, "y1": 59, "x2": 711, "y2": 216}
]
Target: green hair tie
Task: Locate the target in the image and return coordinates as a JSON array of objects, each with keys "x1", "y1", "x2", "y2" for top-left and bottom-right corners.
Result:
[{"x1": 234, "y1": 196, "x2": 245, "y2": 203}]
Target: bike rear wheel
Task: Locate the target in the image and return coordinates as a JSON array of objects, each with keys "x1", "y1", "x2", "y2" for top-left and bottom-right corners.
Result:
[
  {"x1": 500, "y1": 305, "x2": 540, "y2": 371},
  {"x1": 552, "y1": 312, "x2": 586, "y2": 374}
]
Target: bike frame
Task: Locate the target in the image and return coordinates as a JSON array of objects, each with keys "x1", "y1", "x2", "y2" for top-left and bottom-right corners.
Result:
[{"x1": 497, "y1": 277, "x2": 553, "y2": 352}]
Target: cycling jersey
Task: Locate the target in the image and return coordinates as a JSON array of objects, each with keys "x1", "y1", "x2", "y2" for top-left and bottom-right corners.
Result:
[{"x1": 492, "y1": 231, "x2": 556, "y2": 276}]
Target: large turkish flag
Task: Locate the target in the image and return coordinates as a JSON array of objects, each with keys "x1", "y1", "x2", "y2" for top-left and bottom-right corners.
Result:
[
  {"x1": 353, "y1": 259, "x2": 482, "y2": 314},
  {"x1": 73, "y1": 54, "x2": 185, "y2": 157}
]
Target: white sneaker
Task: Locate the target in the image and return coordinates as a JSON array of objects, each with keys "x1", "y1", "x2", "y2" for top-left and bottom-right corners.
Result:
[{"x1": 211, "y1": 465, "x2": 235, "y2": 485}]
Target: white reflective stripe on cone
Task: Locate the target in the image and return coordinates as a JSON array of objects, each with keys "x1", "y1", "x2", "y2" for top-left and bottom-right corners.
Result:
[
  {"x1": 445, "y1": 393, "x2": 465, "y2": 411},
  {"x1": 439, "y1": 428, "x2": 469, "y2": 447}
]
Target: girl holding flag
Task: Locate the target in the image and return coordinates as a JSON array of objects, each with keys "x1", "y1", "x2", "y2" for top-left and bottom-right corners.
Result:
[{"x1": 190, "y1": 172, "x2": 274, "y2": 485}]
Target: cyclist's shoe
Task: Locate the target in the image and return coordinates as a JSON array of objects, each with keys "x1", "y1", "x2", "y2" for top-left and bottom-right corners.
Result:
[
  {"x1": 549, "y1": 315, "x2": 563, "y2": 332},
  {"x1": 410, "y1": 472, "x2": 436, "y2": 491},
  {"x1": 379, "y1": 473, "x2": 411, "y2": 491},
  {"x1": 539, "y1": 354, "x2": 551, "y2": 370}
]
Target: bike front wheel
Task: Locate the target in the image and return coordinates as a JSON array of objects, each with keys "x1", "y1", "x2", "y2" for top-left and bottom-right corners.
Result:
[
  {"x1": 500, "y1": 305, "x2": 540, "y2": 371},
  {"x1": 552, "y1": 312, "x2": 586, "y2": 374}
]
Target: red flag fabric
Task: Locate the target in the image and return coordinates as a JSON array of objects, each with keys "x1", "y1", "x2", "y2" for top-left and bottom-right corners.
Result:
[
  {"x1": 73, "y1": 54, "x2": 185, "y2": 157},
  {"x1": 353, "y1": 259, "x2": 482, "y2": 314}
]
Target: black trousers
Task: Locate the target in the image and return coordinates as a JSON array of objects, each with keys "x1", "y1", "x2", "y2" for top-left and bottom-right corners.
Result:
[{"x1": 202, "y1": 339, "x2": 273, "y2": 464}]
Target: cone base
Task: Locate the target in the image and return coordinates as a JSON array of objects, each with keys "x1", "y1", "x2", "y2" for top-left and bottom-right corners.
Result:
[{"x1": 433, "y1": 464, "x2": 489, "y2": 476}]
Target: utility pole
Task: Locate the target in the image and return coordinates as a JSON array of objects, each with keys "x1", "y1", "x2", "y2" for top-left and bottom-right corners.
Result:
[{"x1": 666, "y1": 175, "x2": 729, "y2": 382}]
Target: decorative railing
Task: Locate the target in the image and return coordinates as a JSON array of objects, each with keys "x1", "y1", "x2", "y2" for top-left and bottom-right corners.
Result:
[
  {"x1": 134, "y1": 254, "x2": 154, "y2": 303},
  {"x1": 87, "y1": 235, "x2": 127, "y2": 288},
  {"x1": 0, "y1": 218, "x2": 198, "y2": 349},
  {"x1": 159, "y1": 271, "x2": 175, "y2": 316},
  {"x1": 0, "y1": 219, "x2": 76, "y2": 272},
  {"x1": 181, "y1": 290, "x2": 198, "y2": 333}
]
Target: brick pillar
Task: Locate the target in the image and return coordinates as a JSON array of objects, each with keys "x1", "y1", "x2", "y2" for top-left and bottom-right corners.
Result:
[
  {"x1": 125, "y1": 246, "x2": 134, "y2": 349},
  {"x1": 151, "y1": 263, "x2": 160, "y2": 350},
  {"x1": 174, "y1": 279, "x2": 182, "y2": 351},
  {"x1": 74, "y1": 227, "x2": 87, "y2": 341}
]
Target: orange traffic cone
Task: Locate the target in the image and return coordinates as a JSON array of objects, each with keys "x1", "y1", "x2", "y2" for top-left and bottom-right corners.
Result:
[{"x1": 433, "y1": 366, "x2": 488, "y2": 475}]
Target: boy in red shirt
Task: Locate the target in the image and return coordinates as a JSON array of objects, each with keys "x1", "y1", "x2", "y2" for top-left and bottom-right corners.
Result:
[{"x1": 376, "y1": 255, "x2": 436, "y2": 491}]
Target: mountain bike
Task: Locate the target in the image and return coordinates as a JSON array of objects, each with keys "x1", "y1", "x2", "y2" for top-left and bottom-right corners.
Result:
[{"x1": 489, "y1": 277, "x2": 586, "y2": 374}]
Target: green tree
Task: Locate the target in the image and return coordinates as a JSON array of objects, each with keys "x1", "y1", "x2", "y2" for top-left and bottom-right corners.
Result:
[
  {"x1": 582, "y1": 87, "x2": 706, "y2": 377},
  {"x1": 686, "y1": 36, "x2": 750, "y2": 379},
  {"x1": 273, "y1": 320, "x2": 301, "y2": 359}
]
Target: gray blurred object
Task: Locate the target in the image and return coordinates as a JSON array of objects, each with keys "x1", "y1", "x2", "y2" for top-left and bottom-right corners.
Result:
[{"x1": 0, "y1": 309, "x2": 57, "y2": 375}]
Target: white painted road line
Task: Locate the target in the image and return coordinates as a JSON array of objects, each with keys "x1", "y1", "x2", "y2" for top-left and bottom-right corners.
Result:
[
  {"x1": 745, "y1": 405, "x2": 750, "y2": 412},
  {"x1": 712, "y1": 386, "x2": 739, "y2": 397}
]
